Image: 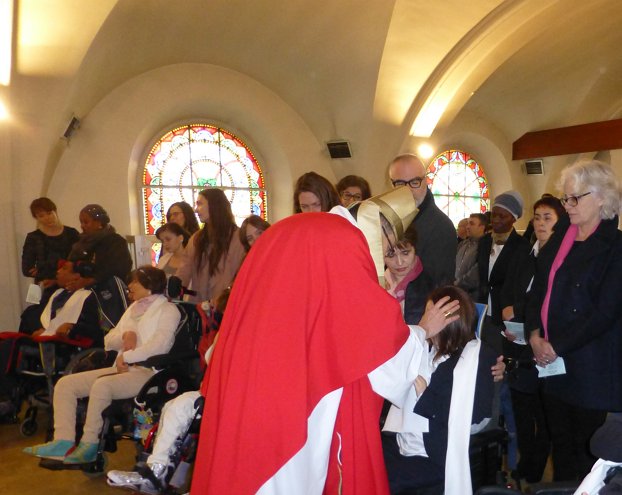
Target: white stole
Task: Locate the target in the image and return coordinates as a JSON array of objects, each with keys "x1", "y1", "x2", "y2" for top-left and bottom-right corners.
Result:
[
  {"x1": 445, "y1": 338, "x2": 481, "y2": 495},
  {"x1": 39, "y1": 288, "x2": 92, "y2": 337}
]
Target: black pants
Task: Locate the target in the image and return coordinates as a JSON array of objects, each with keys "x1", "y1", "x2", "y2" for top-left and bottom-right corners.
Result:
[
  {"x1": 511, "y1": 386, "x2": 550, "y2": 482},
  {"x1": 543, "y1": 393, "x2": 607, "y2": 482},
  {"x1": 381, "y1": 432, "x2": 444, "y2": 494}
]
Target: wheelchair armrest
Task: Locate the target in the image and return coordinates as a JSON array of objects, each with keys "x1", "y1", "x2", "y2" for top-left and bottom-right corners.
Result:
[{"x1": 142, "y1": 350, "x2": 199, "y2": 369}]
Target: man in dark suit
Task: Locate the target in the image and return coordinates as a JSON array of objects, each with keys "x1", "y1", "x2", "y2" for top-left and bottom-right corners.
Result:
[{"x1": 389, "y1": 154, "x2": 457, "y2": 287}]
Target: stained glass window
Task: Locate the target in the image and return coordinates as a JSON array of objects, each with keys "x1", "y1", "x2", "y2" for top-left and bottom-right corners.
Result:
[
  {"x1": 427, "y1": 150, "x2": 489, "y2": 227},
  {"x1": 142, "y1": 123, "x2": 267, "y2": 235}
]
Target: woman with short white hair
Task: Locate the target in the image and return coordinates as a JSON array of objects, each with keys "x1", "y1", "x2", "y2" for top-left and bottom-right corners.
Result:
[{"x1": 526, "y1": 159, "x2": 622, "y2": 482}]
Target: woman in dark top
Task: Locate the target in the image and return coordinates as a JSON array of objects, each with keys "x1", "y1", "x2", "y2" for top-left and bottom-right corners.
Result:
[
  {"x1": 500, "y1": 195, "x2": 565, "y2": 483},
  {"x1": 66, "y1": 204, "x2": 132, "y2": 290},
  {"x1": 22, "y1": 197, "x2": 79, "y2": 288},
  {"x1": 383, "y1": 227, "x2": 433, "y2": 325},
  {"x1": 526, "y1": 160, "x2": 622, "y2": 482}
]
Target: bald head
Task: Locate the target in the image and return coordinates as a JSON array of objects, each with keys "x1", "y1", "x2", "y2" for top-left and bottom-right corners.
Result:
[{"x1": 389, "y1": 154, "x2": 428, "y2": 205}]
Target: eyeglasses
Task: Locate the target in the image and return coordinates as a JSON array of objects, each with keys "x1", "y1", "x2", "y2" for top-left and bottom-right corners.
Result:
[
  {"x1": 341, "y1": 191, "x2": 362, "y2": 202},
  {"x1": 391, "y1": 177, "x2": 425, "y2": 189},
  {"x1": 560, "y1": 191, "x2": 591, "y2": 207}
]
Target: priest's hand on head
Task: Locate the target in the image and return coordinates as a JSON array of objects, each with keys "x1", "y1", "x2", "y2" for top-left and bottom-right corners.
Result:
[{"x1": 419, "y1": 296, "x2": 460, "y2": 338}]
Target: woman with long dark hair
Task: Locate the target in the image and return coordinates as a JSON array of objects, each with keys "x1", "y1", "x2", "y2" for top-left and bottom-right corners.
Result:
[
  {"x1": 176, "y1": 189, "x2": 245, "y2": 302},
  {"x1": 166, "y1": 201, "x2": 200, "y2": 235}
]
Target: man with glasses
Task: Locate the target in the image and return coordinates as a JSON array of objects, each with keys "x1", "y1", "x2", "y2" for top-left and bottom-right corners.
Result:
[{"x1": 389, "y1": 154, "x2": 457, "y2": 287}]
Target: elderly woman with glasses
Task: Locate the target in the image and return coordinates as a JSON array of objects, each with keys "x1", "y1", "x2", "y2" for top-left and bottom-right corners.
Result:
[{"x1": 525, "y1": 160, "x2": 622, "y2": 483}]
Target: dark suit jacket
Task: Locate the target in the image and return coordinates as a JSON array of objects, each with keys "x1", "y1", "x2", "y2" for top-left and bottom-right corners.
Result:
[
  {"x1": 477, "y1": 230, "x2": 531, "y2": 325},
  {"x1": 407, "y1": 188, "x2": 457, "y2": 288},
  {"x1": 403, "y1": 270, "x2": 433, "y2": 325},
  {"x1": 414, "y1": 342, "x2": 497, "y2": 473},
  {"x1": 525, "y1": 216, "x2": 622, "y2": 411}
]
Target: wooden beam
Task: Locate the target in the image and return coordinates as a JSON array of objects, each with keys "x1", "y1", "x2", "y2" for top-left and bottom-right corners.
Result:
[{"x1": 512, "y1": 118, "x2": 622, "y2": 160}]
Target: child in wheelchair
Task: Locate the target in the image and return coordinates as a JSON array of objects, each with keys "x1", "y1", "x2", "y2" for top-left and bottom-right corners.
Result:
[{"x1": 23, "y1": 265, "x2": 180, "y2": 464}]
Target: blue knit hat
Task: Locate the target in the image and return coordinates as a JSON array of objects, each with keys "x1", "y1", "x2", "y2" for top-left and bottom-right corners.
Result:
[{"x1": 493, "y1": 190, "x2": 524, "y2": 219}]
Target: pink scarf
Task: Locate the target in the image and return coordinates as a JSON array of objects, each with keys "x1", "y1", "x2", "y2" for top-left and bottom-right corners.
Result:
[
  {"x1": 388, "y1": 256, "x2": 423, "y2": 303},
  {"x1": 540, "y1": 222, "x2": 598, "y2": 339}
]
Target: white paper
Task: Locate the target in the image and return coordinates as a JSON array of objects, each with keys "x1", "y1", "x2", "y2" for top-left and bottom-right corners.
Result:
[
  {"x1": 537, "y1": 356, "x2": 566, "y2": 377},
  {"x1": 503, "y1": 321, "x2": 526, "y2": 345},
  {"x1": 26, "y1": 283, "x2": 42, "y2": 304}
]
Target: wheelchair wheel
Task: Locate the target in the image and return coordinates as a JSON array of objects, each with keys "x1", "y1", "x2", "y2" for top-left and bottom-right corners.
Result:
[
  {"x1": 20, "y1": 418, "x2": 38, "y2": 436},
  {"x1": 81, "y1": 452, "x2": 108, "y2": 478}
]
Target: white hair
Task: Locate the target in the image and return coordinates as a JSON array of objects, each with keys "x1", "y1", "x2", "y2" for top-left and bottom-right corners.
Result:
[{"x1": 558, "y1": 160, "x2": 621, "y2": 220}]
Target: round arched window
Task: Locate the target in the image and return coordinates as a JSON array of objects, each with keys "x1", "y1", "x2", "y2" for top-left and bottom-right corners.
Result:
[
  {"x1": 427, "y1": 149, "x2": 489, "y2": 226},
  {"x1": 142, "y1": 123, "x2": 267, "y2": 234}
]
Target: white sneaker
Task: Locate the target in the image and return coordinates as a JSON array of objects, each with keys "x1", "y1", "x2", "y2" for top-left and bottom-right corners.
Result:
[
  {"x1": 107, "y1": 463, "x2": 166, "y2": 494},
  {"x1": 107, "y1": 470, "x2": 157, "y2": 493}
]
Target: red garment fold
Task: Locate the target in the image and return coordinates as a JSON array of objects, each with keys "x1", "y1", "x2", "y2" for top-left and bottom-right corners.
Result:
[{"x1": 191, "y1": 213, "x2": 408, "y2": 494}]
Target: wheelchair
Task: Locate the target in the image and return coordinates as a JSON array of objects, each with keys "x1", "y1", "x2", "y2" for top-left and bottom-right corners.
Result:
[
  {"x1": 38, "y1": 299, "x2": 205, "y2": 480},
  {"x1": 0, "y1": 276, "x2": 129, "y2": 437}
]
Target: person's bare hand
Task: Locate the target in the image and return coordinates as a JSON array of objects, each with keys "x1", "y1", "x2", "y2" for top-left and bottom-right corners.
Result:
[
  {"x1": 115, "y1": 353, "x2": 129, "y2": 373},
  {"x1": 530, "y1": 333, "x2": 557, "y2": 367},
  {"x1": 55, "y1": 323, "x2": 74, "y2": 338},
  {"x1": 501, "y1": 306, "x2": 514, "y2": 321},
  {"x1": 419, "y1": 296, "x2": 460, "y2": 338},
  {"x1": 502, "y1": 330, "x2": 517, "y2": 342},
  {"x1": 492, "y1": 355, "x2": 505, "y2": 382}
]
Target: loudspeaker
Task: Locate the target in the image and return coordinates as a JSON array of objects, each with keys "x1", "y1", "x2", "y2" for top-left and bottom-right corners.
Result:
[
  {"x1": 326, "y1": 140, "x2": 352, "y2": 159},
  {"x1": 525, "y1": 159, "x2": 543, "y2": 175},
  {"x1": 63, "y1": 116, "x2": 80, "y2": 139}
]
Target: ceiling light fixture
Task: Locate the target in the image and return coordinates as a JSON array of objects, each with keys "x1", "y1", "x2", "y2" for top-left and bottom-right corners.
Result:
[
  {"x1": 0, "y1": 0, "x2": 13, "y2": 86},
  {"x1": 417, "y1": 143, "x2": 434, "y2": 159},
  {"x1": 0, "y1": 100, "x2": 9, "y2": 120}
]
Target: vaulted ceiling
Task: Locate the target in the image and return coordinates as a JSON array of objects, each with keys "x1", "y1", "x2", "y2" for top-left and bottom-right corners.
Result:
[{"x1": 5, "y1": 0, "x2": 622, "y2": 170}]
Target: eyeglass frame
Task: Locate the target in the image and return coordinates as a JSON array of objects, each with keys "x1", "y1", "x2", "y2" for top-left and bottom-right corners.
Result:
[
  {"x1": 340, "y1": 191, "x2": 363, "y2": 202},
  {"x1": 560, "y1": 191, "x2": 591, "y2": 207},
  {"x1": 391, "y1": 177, "x2": 425, "y2": 189}
]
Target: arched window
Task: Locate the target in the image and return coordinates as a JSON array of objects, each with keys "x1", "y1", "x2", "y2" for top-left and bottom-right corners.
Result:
[
  {"x1": 142, "y1": 123, "x2": 267, "y2": 234},
  {"x1": 427, "y1": 150, "x2": 489, "y2": 226}
]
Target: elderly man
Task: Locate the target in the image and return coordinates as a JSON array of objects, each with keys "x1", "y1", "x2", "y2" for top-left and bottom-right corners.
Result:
[
  {"x1": 455, "y1": 213, "x2": 488, "y2": 298},
  {"x1": 389, "y1": 154, "x2": 457, "y2": 287}
]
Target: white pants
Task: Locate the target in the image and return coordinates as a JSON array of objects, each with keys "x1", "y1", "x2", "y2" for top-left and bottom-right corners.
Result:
[
  {"x1": 148, "y1": 391, "x2": 201, "y2": 466},
  {"x1": 54, "y1": 366, "x2": 155, "y2": 444}
]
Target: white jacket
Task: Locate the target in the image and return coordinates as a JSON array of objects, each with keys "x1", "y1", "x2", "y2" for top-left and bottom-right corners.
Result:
[{"x1": 104, "y1": 295, "x2": 180, "y2": 364}]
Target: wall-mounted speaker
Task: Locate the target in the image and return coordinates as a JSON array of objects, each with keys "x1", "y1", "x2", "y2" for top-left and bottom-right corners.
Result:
[
  {"x1": 525, "y1": 159, "x2": 543, "y2": 175},
  {"x1": 326, "y1": 140, "x2": 352, "y2": 159},
  {"x1": 63, "y1": 116, "x2": 80, "y2": 139}
]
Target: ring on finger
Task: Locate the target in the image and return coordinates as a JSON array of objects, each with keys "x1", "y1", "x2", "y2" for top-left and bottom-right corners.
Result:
[{"x1": 443, "y1": 311, "x2": 452, "y2": 318}]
